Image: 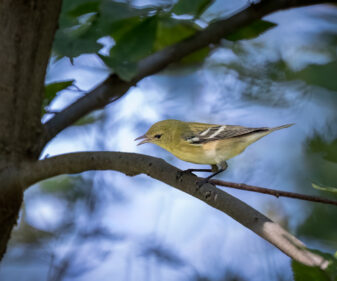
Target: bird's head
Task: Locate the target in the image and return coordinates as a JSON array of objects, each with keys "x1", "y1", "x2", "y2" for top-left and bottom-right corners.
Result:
[{"x1": 135, "y1": 119, "x2": 180, "y2": 149}]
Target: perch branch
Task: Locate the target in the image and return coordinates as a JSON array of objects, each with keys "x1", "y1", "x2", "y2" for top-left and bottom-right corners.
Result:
[{"x1": 18, "y1": 151, "x2": 330, "y2": 268}]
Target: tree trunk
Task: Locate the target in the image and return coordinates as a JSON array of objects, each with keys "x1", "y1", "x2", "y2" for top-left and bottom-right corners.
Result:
[{"x1": 0, "y1": 0, "x2": 62, "y2": 260}]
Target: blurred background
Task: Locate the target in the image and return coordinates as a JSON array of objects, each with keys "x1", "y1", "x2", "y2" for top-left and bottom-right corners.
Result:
[{"x1": 0, "y1": 0, "x2": 336, "y2": 280}]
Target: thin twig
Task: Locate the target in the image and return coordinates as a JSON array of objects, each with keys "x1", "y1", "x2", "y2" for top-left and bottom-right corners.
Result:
[{"x1": 209, "y1": 179, "x2": 337, "y2": 206}]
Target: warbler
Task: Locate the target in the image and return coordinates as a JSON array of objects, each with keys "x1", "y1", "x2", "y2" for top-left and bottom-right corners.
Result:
[{"x1": 135, "y1": 119, "x2": 293, "y2": 181}]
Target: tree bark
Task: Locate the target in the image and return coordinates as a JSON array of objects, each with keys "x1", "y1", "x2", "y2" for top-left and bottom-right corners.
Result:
[{"x1": 0, "y1": 0, "x2": 62, "y2": 260}]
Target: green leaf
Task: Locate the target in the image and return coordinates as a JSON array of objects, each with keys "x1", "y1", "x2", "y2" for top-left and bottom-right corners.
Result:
[
  {"x1": 226, "y1": 20, "x2": 277, "y2": 41},
  {"x1": 292, "y1": 262, "x2": 329, "y2": 281},
  {"x1": 53, "y1": 13, "x2": 103, "y2": 58},
  {"x1": 154, "y1": 17, "x2": 210, "y2": 65},
  {"x1": 96, "y1": 1, "x2": 155, "y2": 36},
  {"x1": 107, "y1": 17, "x2": 142, "y2": 42},
  {"x1": 180, "y1": 47, "x2": 210, "y2": 64},
  {"x1": 43, "y1": 80, "x2": 74, "y2": 111},
  {"x1": 102, "y1": 16, "x2": 158, "y2": 81},
  {"x1": 292, "y1": 250, "x2": 337, "y2": 281},
  {"x1": 62, "y1": 0, "x2": 100, "y2": 14},
  {"x1": 294, "y1": 60, "x2": 337, "y2": 92},
  {"x1": 110, "y1": 16, "x2": 157, "y2": 62},
  {"x1": 40, "y1": 175, "x2": 77, "y2": 193},
  {"x1": 171, "y1": 0, "x2": 213, "y2": 17},
  {"x1": 39, "y1": 175, "x2": 89, "y2": 201},
  {"x1": 53, "y1": 30, "x2": 103, "y2": 58},
  {"x1": 154, "y1": 17, "x2": 199, "y2": 51},
  {"x1": 67, "y1": 1, "x2": 100, "y2": 17},
  {"x1": 99, "y1": 54, "x2": 138, "y2": 82},
  {"x1": 59, "y1": 0, "x2": 100, "y2": 28},
  {"x1": 99, "y1": 1, "x2": 145, "y2": 23},
  {"x1": 308, "y1": 137, "x2": 337, "y2": 164},
  {"x1": 54, "y1": 0, "x2": 156, "y2": 60},
  {"x1": 296, "y1": 204, "x2": 337, "y2": 245},
  {"x1": 312, "y1": 183, "x2": 337, "y2": 193}
]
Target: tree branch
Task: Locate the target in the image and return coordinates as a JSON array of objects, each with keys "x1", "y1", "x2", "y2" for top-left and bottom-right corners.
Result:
[
  {"x1": 19, "y1": 151, "x2": 329, "y2": 268},
  {"x1": 210, "y1": 179, "x2": 337, "y2": 206},
  {"x1": 41, "y1": 0, "x2": 336, "y2": 148}
]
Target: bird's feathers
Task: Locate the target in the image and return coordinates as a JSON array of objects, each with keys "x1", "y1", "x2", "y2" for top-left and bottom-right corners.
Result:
[
  {"x1": 269, "y1": 123, "x2": 294, "y2": 132},
  {"x1": 183, "y1": 123, "x2": 294, "y2": 145},
  {"x1": 184, "y1": 124, "x2": 269, "y2": 144}
]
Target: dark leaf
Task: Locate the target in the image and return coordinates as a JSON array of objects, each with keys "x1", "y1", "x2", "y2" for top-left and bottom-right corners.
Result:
[
  {"x1": 106, "y1": 17, "x2": 142, "y2": 42},
  {"x1": 59, "y1": 0, "x2": 100, "y2": 28},
  {"x1": 96, "y1": 1, "x2": 155, "y2": 36},
  {"x1": 99, "y1": 1, "x2": 148, "y2": 23},
  {"x1": 53, "y1": 13, "x2": 103, "y2": 58},
  {"x1": 40, "y1": 175, "x2": 89, "y2": 201},
  {"x1": 154, "y1": 17, "x2": 199, "y2": 50},
  {"x1": 294, "y1": 60, "x2": 337, "y2": 92},
  {"x1": 53, "y1": 30, "x2": 103, "y2": 58},
  {"x1": 292, "y1": 262, "x2": 330, "y2": 281},
  {"x1": 308, "y1": 136, "x2": 337, "y2": 164},
  {"x1": 54, "y1": 0, "x2": 157, "y2": 60},
  {"x1": 102, "y1": 16, "x2": 158, "y2": 80},
  {"x1": 110, "y1": 16, "x2": 157, "y2": 62},
  {"x1": 154, "y1": 17, "x2": 210, "y2": 65},
  {"x1": 297, "y1": 203, "x2": 337, "y2": 244},
  {"x1": 61, "y1": 0, "x2": 100, "y2": 14},
  {"x1": 292, "y1": 250, "x2": 337, "y2": 281},
  {"x1": 180, "y1": 47, "x2": 210, "y2": 64},
  {"x1": 43, "y1": 80, "x2": 75, "y2": 111},
  {"x1": 67, "y1": 1, "x2": 100, "y2": 17},
  {"x1": 226, "y1": 20, "x2": 277, "y2": 41},
  {"x1": 171, "y1": 0, "x2": 213, "y2": 17},
  {"x1": 99, "y1": 54, "x2": 138, "y2": 82},
  {"x1": 39, "y1": 175, "x2": 79, "y2": 193}
]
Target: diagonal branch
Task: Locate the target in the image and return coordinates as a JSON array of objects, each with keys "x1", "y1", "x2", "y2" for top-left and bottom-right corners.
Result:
[
  {"x1": 19, "y1": 151, "x2": 329, "y2": 268},
  {"x1": 41, "y1": 0, "x2": 335, "y2": 148}
]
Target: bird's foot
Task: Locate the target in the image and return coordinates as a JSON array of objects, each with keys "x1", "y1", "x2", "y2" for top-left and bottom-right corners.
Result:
[
  {"x1": 195, "y1": 168, "x2": 226, "y2": 190},
  {"x1": 196, "y1": 178, "x2": 210, "y2": 190},
  {"x1": 196, "y1": 174, "x2": 215, "y2": 188}
]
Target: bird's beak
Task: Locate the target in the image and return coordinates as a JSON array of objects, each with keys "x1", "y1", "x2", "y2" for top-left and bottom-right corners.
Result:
[{"x1": 135, "y1": 134, "x2": 151, "y2": 146}]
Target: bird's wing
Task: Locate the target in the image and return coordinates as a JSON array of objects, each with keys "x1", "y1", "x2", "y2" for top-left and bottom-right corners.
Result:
[{"x1": 184, "y1": 124, "x2": 269, "y2": 144}]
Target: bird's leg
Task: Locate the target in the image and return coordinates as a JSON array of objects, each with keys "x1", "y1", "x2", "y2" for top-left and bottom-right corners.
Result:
[
  {"x1": 183, "y1": 168, "x2": 213, "y2": 173},
  {"x1": 197, "y1": 161, "x2": 228, "y2": 187},
  {"x1": 176, "y1": 168, "x2": 212, "y2": 181},
  {"x1": 180, "y1": 164, "x2": 218, "y2": 175}
]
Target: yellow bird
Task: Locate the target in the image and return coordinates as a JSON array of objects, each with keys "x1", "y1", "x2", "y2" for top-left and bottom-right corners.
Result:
[{"x1": 135, "y1": 119, "x2": 293, "y2": 181}]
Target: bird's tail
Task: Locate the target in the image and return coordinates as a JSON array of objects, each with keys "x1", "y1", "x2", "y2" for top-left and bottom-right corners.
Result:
[{"x1": 270, "y1": 123, "x2": 295, "y2": 132}]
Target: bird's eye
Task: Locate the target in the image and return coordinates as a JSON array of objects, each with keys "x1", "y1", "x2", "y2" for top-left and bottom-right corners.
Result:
[{"x1": 154, "y1": 134, "x2": 162, "y2": 139}]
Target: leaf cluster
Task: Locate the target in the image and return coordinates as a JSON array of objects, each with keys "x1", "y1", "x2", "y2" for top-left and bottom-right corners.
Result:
[{"x1": 52, "y1": 0, "x2": 276, "y2": 81}]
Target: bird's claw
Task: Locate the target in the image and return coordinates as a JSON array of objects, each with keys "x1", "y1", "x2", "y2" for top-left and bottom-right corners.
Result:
[{"x1": 196, "y1": 178, "x2": 210, "y2": 190}]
